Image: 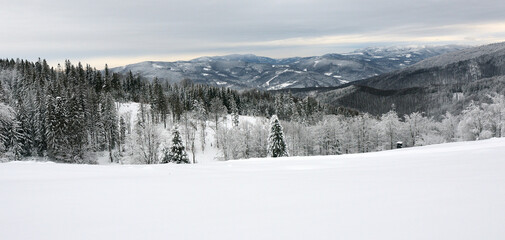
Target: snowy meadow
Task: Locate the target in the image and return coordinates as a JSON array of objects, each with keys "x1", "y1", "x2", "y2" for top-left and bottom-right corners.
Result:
[{"x1": 1, "y1": 138, "x2": 504, "y2": 240}]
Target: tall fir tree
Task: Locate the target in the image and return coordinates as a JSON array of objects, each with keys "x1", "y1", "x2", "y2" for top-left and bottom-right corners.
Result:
[
  {"x1": 268, "y1": 115, "x2": 288, "y2": 157},
  {"x1": 119, "y1": 116, "x2": 126, "y2": 152},
  {"x1": 9, "y1": 118, "x2": 26, "y2": 160},
  {"x1": 165, "y1": 127, "x2": 189, "y2": 164},
  {"x1": 101, "y1": 93, "x2": 119, "y2": 162},
  {"x1": 45, "y1": 96, "x2": 70, "y2": 162}
]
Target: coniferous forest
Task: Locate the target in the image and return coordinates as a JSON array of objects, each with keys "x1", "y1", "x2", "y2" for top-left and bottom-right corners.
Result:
[{"x1": 1, "y1": 58, "x2": 504, "y2": 163}]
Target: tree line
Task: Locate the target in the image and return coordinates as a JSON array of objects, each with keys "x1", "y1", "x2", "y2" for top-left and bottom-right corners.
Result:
[
  {"x1": 1, "y1": 58, "x2": 503, "y2": 163},
  {"x1": 0, "y1": 58, "x2": 333, "y2": 163}
]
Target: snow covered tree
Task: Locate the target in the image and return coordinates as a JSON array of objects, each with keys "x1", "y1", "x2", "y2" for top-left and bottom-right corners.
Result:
[
  {"x1": 210, "y1": 97, "x2": 226, "y2": 147},
  {"x1": 164, "y1": 127, "x2": 189, "y2": 164},
  {"x1": 193, "y1": 100, "x2": 207, "y2": 151},
  {"x1": 160, "y1": 146, "x2": 171, "y2": 164},
  {"x1": 228, "y1": 95, "x2": 239, "y2": 127},
  {"x1": 248, "y1": 119, "x2": 269, "y2": 158},
  {"x1": 482, "y1": 94, "x2": 505, "y2": 137},
  {"x1": 66, "y1": 93, "x2": 87, "y2": 162},
  {"x1": 101, "y1": 93, "x2": 119, "y2": 162},
  {"x1": 404, "y1": 112, "x2": 426, "y2": 147},
  {"x1": 45, "y1": 96, "x2": 70, "y2": 162},
  {"x1": 0, "y1": 103, "x2": 14, "y2": 153},
  {"x1": 381, "y1": 110, "x2": 401, "y2": 149},
  {"x1": 119, "y1": 116, "x2": 126, "y2": 152},
  {"x1": 440, "y1": 112, "x2": 459, "y2": 142},
  {"x1": 133, "y1": 106, "x2": 160, "y2": 164},
  {"x1": 151, "y1": 78, "x2": 168, "y2": 127},
  {"x1": 268, "y1": 115, "x2": 288, "y2": 157},
  {"x1": 458, "y1": 101, "x2": 488, "y2": 140},
  {"x1": 8, "y1": 118, "x2": 25, "y2": 160}
]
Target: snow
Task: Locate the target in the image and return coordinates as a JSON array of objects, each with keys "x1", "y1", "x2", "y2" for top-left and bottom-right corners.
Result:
[
  {"x1": 117, "y1": 102, "x2": 139, "y2": 129},
  {"x1": 324, "y1": 72, "x2": 332, "y2": 76},
  {"x1": 222, "y1": 114, "x2": 263, "y2": 128},
  {"x1": 269, "y1": 82, "x2": 295, "y2": 90},
  {"x1": 412, "y1": 42, "x2": 505, "y2": 70},
  {"x1": 152, "y1": 63, "x2": 164, "y2": 69},
  {"x1": 264, "y1": 69, "x2": 289, "y2": 86},
  {"x1": 341, "y1": 52, "x2": 364, "y2": 56},
  {"x1": 1, "y1": 138, "x2": 505, "y2": 240}
]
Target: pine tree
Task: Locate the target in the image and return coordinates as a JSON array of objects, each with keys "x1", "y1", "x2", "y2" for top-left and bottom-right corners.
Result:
[
  {"x1": 119, "y1": 116, "x2": 126, "y2": 152},
  {"x1": 66, "y1": 92, "x2": 86, "y2": 161},
  {"x1": 101, "y1": 93, "x2": 119, "y2": 162},
  {"x1": 14, "y1": 99, "x2": 32, "y2": 157},
  {"x1": 160, "y1": 146, "x2": 171, "y2": 164},
  {"x1": 152, "y1": 78, "x2": 168, "y2": 127},
  {"x1": 210, "y1": 98, "x2": 226, "y2": 147},
  {"x1": 45, "y1": 96, "x2": 70, "y2": 162},
  {"x1": 9, "y1": 118, "x2": 26, "y2": 160},
  {"x1": 0, "y1": 103, "x2": 14, "y2": 153},
  {"x1": 228, "y1": 96, "x2": 239, "y2": 127},
  {"x1": 166, "y1": 127, "x2": 189, "y2": 164},
  {"x1": 268, "y1": 115, "x2": 288, "y2": 157}
]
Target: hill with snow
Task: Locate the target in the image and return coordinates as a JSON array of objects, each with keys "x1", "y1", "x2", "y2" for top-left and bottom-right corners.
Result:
[
  {"x1": 1, "y1": 138, "x2": 504, "y2": 240},
  {"x1": 285, "y1": 42, "x2": 505, "y2": 117},
  {"x1": 111, "y1": 45, "x2": 465, "y2": 90},
  {"x1": 359, "y1": 41, "x2": 505, "y2": 90}
]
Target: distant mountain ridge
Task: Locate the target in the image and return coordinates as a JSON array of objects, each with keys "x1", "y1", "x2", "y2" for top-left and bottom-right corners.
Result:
[
  {"x1": 111, "y1": 45, "x2": 466, "y2": 90},
  {"x1": 358, "y1": 42, "x2": 505, "y2": 90},
  {"x1": 285, "y1": 42, "x2": 505, "y2": 117}
]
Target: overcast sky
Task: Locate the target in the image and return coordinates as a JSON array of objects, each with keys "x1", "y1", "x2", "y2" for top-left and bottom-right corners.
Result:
[{"x1": 2, "y1": 0, "x2": 505, "y2": 68}]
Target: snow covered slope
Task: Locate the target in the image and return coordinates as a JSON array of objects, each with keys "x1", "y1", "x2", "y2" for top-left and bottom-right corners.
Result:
[{"x1": 1, "y1": 138, "x2": 505, "y2": 240}]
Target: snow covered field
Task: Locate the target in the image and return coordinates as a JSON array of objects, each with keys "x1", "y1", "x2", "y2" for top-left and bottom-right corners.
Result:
[{"x1": 1, "y1": 138, "x2": 505, "y2": 240}]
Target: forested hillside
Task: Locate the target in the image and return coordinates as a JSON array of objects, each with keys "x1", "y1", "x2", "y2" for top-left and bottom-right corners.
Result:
[
  {"x1": 0, "y1": 59, "x2": 329, "y2": 163},
  {"x1": 285, "y1": 42, "x2": 505, "y2": 117},
  {"x1": 1, "y1": 54, "x2": 505, "y2": 164}
]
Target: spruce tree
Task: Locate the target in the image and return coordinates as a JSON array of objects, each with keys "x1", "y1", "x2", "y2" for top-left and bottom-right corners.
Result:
[
  {"x1": 101, "y1": 93, "x2": 119, "y2": 162},
  {"x1": 119, "y1": 116, "x2": 126, "y2": 152},
  {"x1": 268, "y1": 115, "x2": 288, "y2": 157},
  {"x1": 9, "y1": 118, "x2": 25, "y2": 160},
  {"x1": 0, "y1": 103, "x2": 14, "y2": 153},
  {"x1": 167, "y1": 127, "x2": 189, "y2": 164},
  {"x1": 45, "y1": 96, "x2": 69, "y2": 162}
]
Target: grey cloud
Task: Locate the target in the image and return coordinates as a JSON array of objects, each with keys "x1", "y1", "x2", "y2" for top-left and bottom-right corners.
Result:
[{"x1": 2, "y1": 0, "x2": 505, "y2": 66}]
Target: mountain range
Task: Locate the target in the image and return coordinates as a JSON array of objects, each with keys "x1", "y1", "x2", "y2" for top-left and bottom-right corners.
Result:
[
  {"x1": 111, "y1": 45, "x2": 466, "y2": 90},
  {"x1": 287, "y1": 42, "x2": 505, "y2": 117}
]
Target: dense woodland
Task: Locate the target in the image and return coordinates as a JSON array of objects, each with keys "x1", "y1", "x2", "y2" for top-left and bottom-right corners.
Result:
[
  {"x1": 0, "y1": 58, "x2": 329, "y2": 163},
  {"x1": 0, "y1": 58, "x2": 504, "y2": 163}
]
